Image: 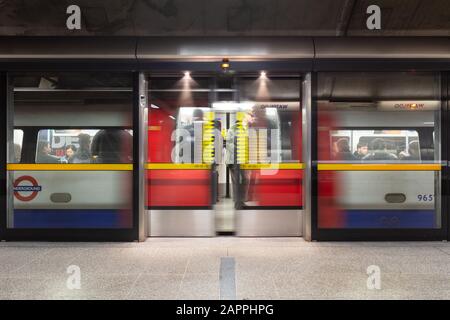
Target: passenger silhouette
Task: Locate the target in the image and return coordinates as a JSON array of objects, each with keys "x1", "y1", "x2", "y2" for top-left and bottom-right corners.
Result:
[
  {"x1": 334, "y1": 138, "x2": 353, "y2": 161},
  {"x1": 61, "y1": 144, "x2": 77, "y2": 163},
  {"x1": 399, "y1": 140, "x2": 420, "y2": 161},
  {"x1": 363, "y1": 138, "x2": 398, "y2": 161},
  {"x1": 36, "y1": 141, "x2": 59, "y2": 163},
  {"x1": 353, "y1": 142, "x2": 369, "y2": 160},
  {"x1": 91, "y1": 129, "x2": 133, "y2": 163},
  {"x1": 72, "y1": 133, "x2": 91, "y2": 163}
]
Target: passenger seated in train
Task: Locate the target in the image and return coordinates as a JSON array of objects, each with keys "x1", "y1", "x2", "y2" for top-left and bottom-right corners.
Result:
[
  {"x1": 353, "y1": 142, "x2": 369, "y2": 160},
  {"x1": 362, "y1": 138, "x2": 398, "y2": 161},
  {"x1": 71, "y1": 133, "x2": 91, "y2": 163},
  {"x1": 332, "y1": 138, "x2": 353, "y2": 161},
  {"x1": 91, "y1": 129, "x2": 133, "y2": 163},
  {"x1": 60, "y1": 144, "x2": 77, "y2": 163},
  {"x1": 399, "y1": 140, "x2": 420, "y2": 161},
  {"x1": 36, "y1": 140, "x2": 60, "y2": 164}
]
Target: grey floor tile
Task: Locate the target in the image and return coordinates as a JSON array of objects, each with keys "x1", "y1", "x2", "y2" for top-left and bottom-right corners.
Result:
[
  {"x1": 0, "y1": 247, "x2": 52, "y2": 274},
  {"x1": 186, "y1": 248, "x2": 227, "y2": 274},
  {"x1": 11, "y1": 247, "x2": 87, "y2": 277},
  {"x1": 127, "y1": 274, "x2": 184, "y2": 300},
  {"x1": 381, "y1": 273, "x2": 450, "y2": 291},
  {"x1": 1, "y1": 239, "x2": 450, "y2": 299},
  {"x1": 273, "y1": 272, "x2": 370, "y2": 299},
  {"x1": 178, "y1": 273, "x2": 220, "y2": 300},
  {"x1": 435, "y1": 246, "x2": 450, "y2": 255},
  {"x1": 236, "y1": 273, "x2": 279, "y2": 300},
  {"x1": 0, "y1": 276, "x2": 52, "y2": 300}
]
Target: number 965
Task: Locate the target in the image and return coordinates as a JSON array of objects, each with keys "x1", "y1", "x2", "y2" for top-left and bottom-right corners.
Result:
[{"x1": 417, "y1": 194, "x2": 433, "y2": 202}]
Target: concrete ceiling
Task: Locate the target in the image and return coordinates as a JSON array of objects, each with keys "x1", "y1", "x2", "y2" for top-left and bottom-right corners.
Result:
[{"x1": 0, "y1": 0, "x2": 449, "y2": 36}]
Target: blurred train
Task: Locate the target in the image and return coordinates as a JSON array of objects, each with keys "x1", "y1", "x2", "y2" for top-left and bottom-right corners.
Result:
[
  {"x1": 318, "y1": 100, "x2": 440, "y2": 229},
  {"x1": 9, "y1": 78, "x2": 133, "y2": 228}
]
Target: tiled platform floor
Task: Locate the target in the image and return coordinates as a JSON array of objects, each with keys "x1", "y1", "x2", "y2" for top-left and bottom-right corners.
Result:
[{"x1": 1, "y1": 238, "x2": 450, "y2": 300}]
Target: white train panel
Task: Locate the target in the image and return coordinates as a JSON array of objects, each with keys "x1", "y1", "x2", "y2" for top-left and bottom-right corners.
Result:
[{"x1": 12, "y1": 171, "x2": 132, "y2": 209}]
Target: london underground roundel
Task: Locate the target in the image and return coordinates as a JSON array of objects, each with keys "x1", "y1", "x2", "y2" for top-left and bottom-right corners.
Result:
[{"x1": 13, "y1": 176, "x2": 42, "y2": 202}]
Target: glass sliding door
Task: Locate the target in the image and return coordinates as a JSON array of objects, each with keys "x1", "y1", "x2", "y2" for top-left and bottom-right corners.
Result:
[
  {"x1": 6, "y1": 72, "x2": 134, "y2": 232},
  {"x1": 314, "y1": 72, "x2": 445, "y2": 239},
  {"x1": 146, "y1": 74, "x2": 215, "y2": 236},
  {"x1": 145, "y1": 72, "x2": 304, "y2": 237},
  {"x1": 233, "y1": 74, "x2": 303, "y2": 236}
]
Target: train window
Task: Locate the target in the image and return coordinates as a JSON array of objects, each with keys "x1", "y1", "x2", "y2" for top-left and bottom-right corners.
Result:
[
  {"x1": 7, "y1": 72, "x2": 134, "y2": 229},
  {"x1": 35, "y1": 129, "x2": 133, "y2": 164},
  {"x1": 317, "y1": 71, "x2": 442, "y2": 230},
  {"x1": 13, "y1": 129, "x2": 23, "y2": 163},
  {"x1": 330, "y1": 129, "x2": 423, "y2": 161}
]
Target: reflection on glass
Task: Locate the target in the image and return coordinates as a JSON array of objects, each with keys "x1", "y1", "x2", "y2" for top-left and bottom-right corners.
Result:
[{"x1": 13, "y1": 129, "x2": 23, "y2": 163}]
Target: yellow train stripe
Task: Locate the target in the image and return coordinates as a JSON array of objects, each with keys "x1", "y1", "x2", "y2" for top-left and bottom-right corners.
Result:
[
  {"x1": 145, "y1": 163, "x2": 211, "y2": 170},
  {"x1": 240, "y1": 163, "x2": 304, "y2": 170},
  {"x1": 317, "y1": 163, "x2": 441, "y2": 171},
  {"x1": 7, "y1": 164, "x2": 133, "y2": 171}
]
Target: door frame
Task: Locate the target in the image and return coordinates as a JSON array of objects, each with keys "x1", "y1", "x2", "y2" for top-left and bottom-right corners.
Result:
[
  {"x1": 445, "y1": 72, "x2": 450, "y2": 241},
  {"x1": 0, "y1": 72, "x2": 7, "y2": 238},
  {"x1": 0, "y1": 70, "x2": 141, "y2": 241}
]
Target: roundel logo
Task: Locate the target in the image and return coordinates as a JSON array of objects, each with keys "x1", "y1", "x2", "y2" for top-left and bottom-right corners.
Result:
[{"x1": 13, "y1": 176, "x2": 42, "y2": 202}]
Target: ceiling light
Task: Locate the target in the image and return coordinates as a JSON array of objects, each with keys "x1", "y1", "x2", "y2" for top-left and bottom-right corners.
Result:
[{"x1": 221, "y1": 58, "x2": 230, "y2": 71}]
